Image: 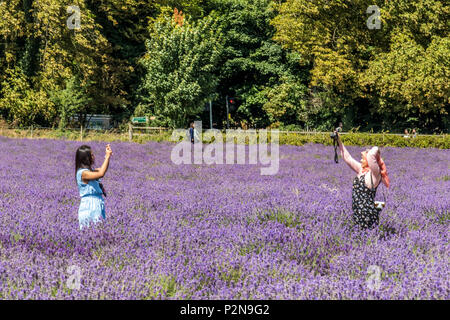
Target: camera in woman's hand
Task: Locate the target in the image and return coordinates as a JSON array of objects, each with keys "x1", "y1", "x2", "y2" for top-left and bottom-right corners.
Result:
[
  {"x1": 99, "y1": 182, "x2": 107, "y2": 197},
  {"x1": 374, "y1": 201, "x2": 385, "y2": 209},
  {"x1": 330, "y1": 131, "x2": 338, "y2": 141}
]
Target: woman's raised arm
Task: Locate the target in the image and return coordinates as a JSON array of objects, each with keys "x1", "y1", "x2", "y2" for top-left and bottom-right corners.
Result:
[
  {"x1": 336, "y1": 133, "x2": 361, "y2": 174},
  {"x1": 367, "y1": 147, "x2": 380, "y2": 173},
  {"x1": 367, "y1": 147, "x2": 381, "y2": 187},
  {"x1": 82, "y1": 145, "x2": 112, "y2": 181}
]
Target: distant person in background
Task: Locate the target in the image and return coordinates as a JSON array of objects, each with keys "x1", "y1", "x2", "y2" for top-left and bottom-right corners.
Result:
[
  {"x1": 188, "y1": 122, "x2": 200, "y2": 144},
  {"x1": 189, "y1": 122, "x2": 194, "y2": 144},
  {"x1": 336, "y1": 122, "x2": 343, "y2": 133},
  {"x1": 403, "y1": 129, "x2": 410, "y2": 138},
  {"x1": 75, "y1": 144, "x2": 112, "y2": 230},
  {"x1": 412, "y1": 128, "x2": 417, "y2": 138},
  {"x1": 335, "y1": 131, "x2": 390, "y2": 229}
]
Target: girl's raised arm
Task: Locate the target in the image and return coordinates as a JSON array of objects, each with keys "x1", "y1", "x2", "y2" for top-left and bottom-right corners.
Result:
[
  {"x1": 82, "y1": 145, "x2": 113, "y2": 181},
  {"x1": 336, "y1": 133, "x2": 361, "y2": 174},
  {"x1": 367, "y1": 146, "x2": 381, "y2": 186}
]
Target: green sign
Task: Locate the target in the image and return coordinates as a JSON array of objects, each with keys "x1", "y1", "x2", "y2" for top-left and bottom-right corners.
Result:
[{"x1": 131, "y1": 117, "x2": 148, "y2": 124}]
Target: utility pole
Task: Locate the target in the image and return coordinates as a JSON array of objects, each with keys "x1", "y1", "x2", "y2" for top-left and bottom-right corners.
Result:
[
  {"x1": 225, "y1": 95, "x2": 230, "y2": 129},
  {"x1": 209, "y1": 100, "x2": 213, "y2": 129}
]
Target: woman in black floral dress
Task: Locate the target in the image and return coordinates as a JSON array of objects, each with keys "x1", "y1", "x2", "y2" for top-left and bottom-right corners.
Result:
[{"x1": 335, "y1": 132, "x2": 390, "y2": 229}]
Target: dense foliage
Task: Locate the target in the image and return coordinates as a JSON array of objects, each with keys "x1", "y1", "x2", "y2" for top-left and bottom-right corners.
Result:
[
  {"x1": 135, "y1": 8, "x2": 224, "y2": 128},
  {"x1": 279, "y1": 133, "x2": 450, "y2": 149},
  {"x1": 0, "y1": 0, "x2": 448, "y2": 132}
]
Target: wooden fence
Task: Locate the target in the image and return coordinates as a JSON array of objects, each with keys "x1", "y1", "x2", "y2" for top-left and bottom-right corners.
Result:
[{"x1": 128, "y1": 124, "x2": 170, "y2": 141}]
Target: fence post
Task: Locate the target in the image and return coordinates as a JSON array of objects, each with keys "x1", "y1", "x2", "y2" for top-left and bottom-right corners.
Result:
[
  {"x1": 30, "y1": 125, "x2": 33, "y2": 138},
  {"x1": 80, "y1": 125, "x2": 83, "y2": 142},
  {"x1": 128, "y1": 123, "x2": 132, "y2": 142}
]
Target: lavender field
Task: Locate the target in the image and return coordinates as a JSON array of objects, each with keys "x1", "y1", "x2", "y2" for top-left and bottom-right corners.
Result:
[{"x1": 0, "y1": 137, "x2": 448, "y2": 299}]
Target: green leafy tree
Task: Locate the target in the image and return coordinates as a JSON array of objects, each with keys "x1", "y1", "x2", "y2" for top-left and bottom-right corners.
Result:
[
  {"x1": 84, "y1": 0, "x2": 159, "y2": 118},
  {"x1": 205, "y1": 0, "x2": 310, "y2": 128},
  {"x1": 0, "y1": 68, "x2": 54, "y2": 126},
  {"x1": 49, "y1": 77, "x2": 90, "y2": 129},
  {"x1": 360, "y1": 1, "x2": 450, "y2": 131},
  {"x1": 0, "y1": 0, "x2": 132, "y2": 126},
  {"x1": 262, "y1": 74, "x2": 308, "y2": 127},
  {"x1": 271, "y1": 0, "x2": 449, "y2": 132},
  {"x1": 136, "y1": 9, "x2": 224, "y2": 127}
]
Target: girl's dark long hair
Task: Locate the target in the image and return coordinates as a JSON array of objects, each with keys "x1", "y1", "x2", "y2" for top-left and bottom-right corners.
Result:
[
  {"x1": 75, "y1": 145, "x2": 93, "y2": 179},
  {"x1": 75, "y1": 145, "x2": 107, "y2": 197}
]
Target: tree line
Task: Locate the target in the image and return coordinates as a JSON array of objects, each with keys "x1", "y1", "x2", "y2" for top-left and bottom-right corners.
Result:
[{"x1": 0, "y1": 0, "x2": 448, "y2": 132}]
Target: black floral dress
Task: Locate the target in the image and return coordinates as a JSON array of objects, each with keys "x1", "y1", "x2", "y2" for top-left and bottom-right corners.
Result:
[{"x1": 352, "y1": 172, "x2": 381, "y2": 229}]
